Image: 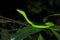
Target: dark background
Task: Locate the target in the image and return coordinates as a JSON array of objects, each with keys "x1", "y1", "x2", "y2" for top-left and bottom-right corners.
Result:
[{"x1": 0, "y1": 0, "x2": 60, "y2": 24}]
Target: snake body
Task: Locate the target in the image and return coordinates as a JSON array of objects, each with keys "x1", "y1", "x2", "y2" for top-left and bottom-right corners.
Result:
[{"x1": 16, "y1": 9, "x2": 55, "y2": 28}]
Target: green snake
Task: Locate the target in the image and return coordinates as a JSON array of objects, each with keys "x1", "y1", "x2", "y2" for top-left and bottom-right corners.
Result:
[{"x1": 16, "y1": 9, "x2": 60, "y2": 28}]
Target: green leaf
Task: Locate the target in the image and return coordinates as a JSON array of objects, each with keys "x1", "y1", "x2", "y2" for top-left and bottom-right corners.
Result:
[
  {"x1": 38, "y1": 35, "x2": 44, "y2": 40},
  {"x1": 11, "y1": 26, "x2": 43, "y2": 40},
  {"x1": 51, "y1": 29, "x2": 60, "y2": 40},
  {"x1": 49, "y1": 25, "x2": 60, "y2": 30}
]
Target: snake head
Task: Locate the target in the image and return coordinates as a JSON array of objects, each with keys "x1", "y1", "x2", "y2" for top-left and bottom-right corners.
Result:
[{"x1": 16, "y1": 9, "x2": 25, "y2": 15}]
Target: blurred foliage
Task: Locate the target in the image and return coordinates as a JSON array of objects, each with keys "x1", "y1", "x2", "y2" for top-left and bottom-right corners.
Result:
[
  {"x1": 38, "y1": 35, "x2": 44, "y2": 40},
  {"x1": 0, "y1": 16, "x2": 60, "y2": 40},
  {"x1": 51, "y1": 29, "x2": 60, "y2": 40}
]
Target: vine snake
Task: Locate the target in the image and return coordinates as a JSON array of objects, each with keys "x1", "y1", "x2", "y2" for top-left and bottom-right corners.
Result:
[{"x1": 16, "y1": 9, "x2": 60, "y2": 28}]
